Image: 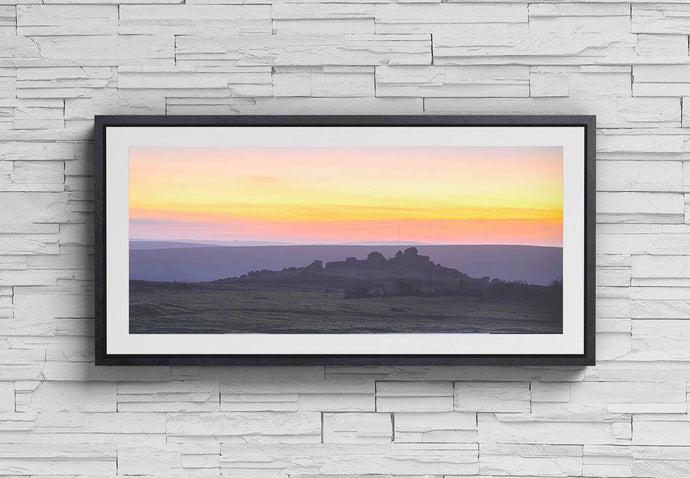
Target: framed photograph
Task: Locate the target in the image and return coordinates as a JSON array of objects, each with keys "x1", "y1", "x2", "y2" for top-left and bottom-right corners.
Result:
[{"x1": 95, "y1": 115, "x2": 595, "y2": 366}]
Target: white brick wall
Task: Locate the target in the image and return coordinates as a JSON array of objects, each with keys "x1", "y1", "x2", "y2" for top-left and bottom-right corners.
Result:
[{"x1": 0, "y1": 0, "x2": 688, "y2": 475}]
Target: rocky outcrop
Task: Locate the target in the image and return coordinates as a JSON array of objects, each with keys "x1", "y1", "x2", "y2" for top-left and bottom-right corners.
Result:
[
  {"x1": 324, "y1": 247, "x2": 467, "y2": 280},
  {"x1": 210, "y1": 248, "x2": 561, "y2": 304}
]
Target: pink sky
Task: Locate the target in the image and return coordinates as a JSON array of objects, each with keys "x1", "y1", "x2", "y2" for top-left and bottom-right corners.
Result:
[{"x1": 129, "y1": 146, "x2": 563, "y2": 246}]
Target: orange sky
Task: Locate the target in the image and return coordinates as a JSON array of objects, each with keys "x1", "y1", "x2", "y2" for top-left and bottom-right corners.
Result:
[{"x1": 129, "y1": 146, "x2": 563, "y2": 246}]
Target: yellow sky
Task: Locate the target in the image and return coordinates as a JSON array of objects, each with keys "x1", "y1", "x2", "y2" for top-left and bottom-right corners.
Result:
[{"x1": 129, "y1": 146, "x2": 563, "y2": 246}]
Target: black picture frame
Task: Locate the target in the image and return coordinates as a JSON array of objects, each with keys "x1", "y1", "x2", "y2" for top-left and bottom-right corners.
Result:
[{"x1": 94, "y1": 115, "x2": 596, "y2": 366}]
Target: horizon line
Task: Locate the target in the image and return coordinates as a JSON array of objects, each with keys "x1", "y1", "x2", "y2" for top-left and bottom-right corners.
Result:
[{"x1": 130, "y1": 239, "x2": 564, "y2": 248}]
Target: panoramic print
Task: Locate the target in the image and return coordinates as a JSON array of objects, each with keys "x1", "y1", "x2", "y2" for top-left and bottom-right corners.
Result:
[{"x1": 128, "y1": 145, "x2": 564, "y2": 334}]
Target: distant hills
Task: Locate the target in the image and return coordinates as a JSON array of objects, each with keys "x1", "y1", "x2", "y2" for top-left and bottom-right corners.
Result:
[{"x1": 130, "y1": 242, "x2": 562, "y2": 286}]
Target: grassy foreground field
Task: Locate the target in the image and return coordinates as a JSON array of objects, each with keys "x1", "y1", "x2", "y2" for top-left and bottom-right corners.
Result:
[{"x1": 129, "y1": 285, "x2": 562, "y2": 334}]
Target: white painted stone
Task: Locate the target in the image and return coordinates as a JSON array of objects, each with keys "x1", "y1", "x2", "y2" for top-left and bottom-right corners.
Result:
[
  {"x1": 274, "y1": 3, "x2": 374, "y2": 19},
  {"x1": 272, "y1": 5, "x2": 375, "y2": 33},
  {"x1": 597, "y1": 332, "x2": 632, "y2": 361},
  {"x1": 530, "y1": 15, "x2": 629, "y2": 36},
  {"x1": 633, "y1": 4, "x2": 690, "y2": 34},
  {"x1": 167, "y1": 96, "x2": 424, "y2": 115},
  {"x1": 176, "y1": 34, "x2": 431, "y2": 67},
  {"x1": 15, "y1": 381, "x2": 116, "y2": 412},
  {"x1": 569, "y1": 382, "x2": 687, "y2": 413},
  {"x1": 30, "y1": 35, "x2": 174, "y2": 64},
  {"x1": 455, "y1": 382, "x2": 530, "y2": 412},
  {"x1": 376, "y1": 65, "x2": 528, "y2": 97},
  {"x1": 633, "y1": 446, "x2": 690, "y2": 478},
  {"x1": 273, "y1": 68, "x2": 373, "y2": 97},
  {"x1": 424, "y1": 97, "x2": 680, "y2": 129},
  {"x1": 310, "y1": 71, "x2": 374, "y2": 97},
  {"x1": 597, "y1": 161, "x2": 683, "y2": 192},
  {"x1": 322, "y1": 412, "x2": 392, "y2": 443},
  {"x1": 118, "y1": 68, "x2": 272, "y2": 98},
  {"x1": 596, "y1": 268, "x2": 631, "y2": 288},
  {"x1": 117, "y1": 445, "x2": 182, "y2": 475},
  {"x1": 634, "y1": 65, "x2": 690, "y2": 96},
  {"x1": 43, "y1": 0, "x2": 181, "y2": 4},
  {"x1": 632, "y1": 299, "x2": 690, "y2": 319},
  {"x1": 584, "y1": 445, "x2": 632, "y2": 477},
  {"x1": 480, "y1": 443, "x2": 582, "y2": 476},
  {"x1": 597, "y1": 298, "x2": 630, "y2": 319},
  {"x1": 17, "y1": 66, "x2": 116, "y2": 99},
  {"x1": 598, "y1": 192, "x2": 685, "y2": 223},
  {"x1": 0, "y1": 382, "x2": 14, "y2": 412},
  {"x1": 0, "y1": 6, "x2": 15, "y2": 35},
  {"x1": 376, "y1": 381, "x2": 453, "y2": 412},
  {"x1": 394, "y1": 412, "x2": 476, "y2": 443},
  {"x1": 0, "y1": 349, "x2": 45, "y2": 381},
  {"x1": 118, "y1": 380, "x2": 220, "y2": 412},
  {"x1": 10, "y1": 287, "x2": 91, "y2": 334},
  {"x1": 0, "y1": 142, "x2": 74, "y2": 161},
  {"x1": 40, "y1": 361, "x2": 171, "y2": 382},
  {"x1": 586, "y1": 362, "x2": 690, "y2": 383},
  {"x1": 0, "y1": 36, "x2": 41, "y2": 64},
  {"x1": 221, "y1": 392, "x2": 299, "y2": 411},
  {"x1": 530, "y1": 382, "x2": 569, "y2": 403},
  {"x1": 375, "y1": 3, "x2": 527, "y2": 31},
  {"x1": 633, "y1": 420, "x2": 690, "y2": 446},
  {"x1": 631, "y1": 255, "x2": 690, "y2": 285},
  {"x1": 221, "y1": 375, "x2": 374, "y2": 412},
  {"x1": 0, "y1": 412, "x2": 36, "y2": 432},
  {"x1": 535, "y1": 1, "x2": 630, "y2": 31},
  {"x1": 495, "y1": 401, "x2": 629, "y2": 423},
  {"x1": 200, "y1": 366, "x2": 324, "y2": 383},
  {"x1": 637, "y1": 34, "x2": 689, "y2": 58},
  {"x1": 330, "y1": 365, "x2": 586, "y2": 383},
  {"x1": 434, "y1": 29, "x2": 637, "y2": 62},
  {"x1": 167, "y1": 411, "x2": 322, "y2": 442},
  {"x1": 65, "y1": 90, "x2": 166, "y2": 119},
  {"x1": 13, "y1": 99, "x2": 65, "y2": 129},
  {"x1": 33, "y1": 412, "x2": 166, "y2": 435},
  {"x1": 629, "y1": 320, "x2": 690, "y2": 361},
  {"x1": 632, "y1": 286, "x2": 690, "y2": 300},
  {"x1": 274, "y1": 18, "x2": 374, "y2": 34},
  {"x1": 529, "y1": 3, "x2": 629, "y2": 17},
  {"x1": 220, "y1": 442, "x2": 479, "y2": 475},
  {"x1": 0, "y1": 444, "x2": 115, "y2": 475},
  {"x1": 530, "y1": 71, "x2": 569, "y2": 97},
  {"x1": 17, "y1": 5, "x2": 118, "y2": 35},
  {"x1": 598, "y1": 132, "x2": 686, "y2": 154},
  {"x1": 0, "y1": 234, "x2": 59, "y2": 255},
  {"x1": 479, "y1": 413, "x2": 616, "y2": 445},
  {"x1": 0, "y1": 75, "x2": 16, "y2": 99},
  {"x1": 7, "y1": 161, "x2": 64, "y2": 186},
  {"x1": 120, "y1": 5, "x2": 271, "y2": 35}
]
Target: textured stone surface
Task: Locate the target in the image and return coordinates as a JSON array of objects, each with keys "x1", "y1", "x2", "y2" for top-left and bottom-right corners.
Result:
[
  {"x1": 1, "y1": 0, "x2": 689, "y2": 476},
  {"x1": 454, "y1": 382, "x2": 531, "y2": 413}
]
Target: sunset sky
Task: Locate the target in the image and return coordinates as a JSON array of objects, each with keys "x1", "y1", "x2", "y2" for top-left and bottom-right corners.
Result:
[{"x1": 129, "y1": 146, "x2": 563, "y2": 247}]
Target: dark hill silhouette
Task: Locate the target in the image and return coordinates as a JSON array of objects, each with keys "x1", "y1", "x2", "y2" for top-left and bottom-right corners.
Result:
[{"x1": 190, "y1": 247, "x2": 563, "y2": 303}]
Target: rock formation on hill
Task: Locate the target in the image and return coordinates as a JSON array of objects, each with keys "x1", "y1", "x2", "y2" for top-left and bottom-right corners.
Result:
[
  {"x1": 205, "y1": 247, "x2": 561, "y2": 303},
  {"x1": 323, "y1": 247, "x2": 462, "y2": 276}
]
